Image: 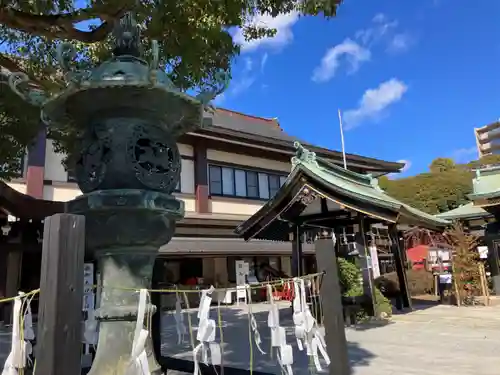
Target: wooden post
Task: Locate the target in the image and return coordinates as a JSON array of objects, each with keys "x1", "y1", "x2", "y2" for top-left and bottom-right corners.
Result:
[
  {"x1": 36, "y1": 214, "x2": 85, "y2": 375},
  {"x1": 388, "y1": 223, "x2": 412, "y2": 310},
  {"x1": 291, "y1": 225, "x2": 303, "y2": 277},
  {"x1": 151, "y1": 258, "x2": 163, "y2": 359},
  {"x1": 355, "y1": 215, "x2": 376, "y2": 316},
  {"x1": 315, "y1": 231, "x2": 350, "y2": 375},
  {"x1": 478, "y1": 263, "x2": 490, "y2": 306}
]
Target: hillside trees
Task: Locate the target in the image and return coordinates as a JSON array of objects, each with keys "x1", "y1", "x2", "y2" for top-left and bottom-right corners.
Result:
[
  {"x1": 379, "y1": 155, "x2": 500, "y2": 214},
  {"x1": 0, "y1": 0, "x2": 342, "y2": 179}
]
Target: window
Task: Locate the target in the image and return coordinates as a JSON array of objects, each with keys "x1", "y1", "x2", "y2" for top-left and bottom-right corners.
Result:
[
  {"x1": 268, "y1": 175, "x2": 280, "y2": 197},
  {"x1": 222, "y1": 167, "x2": 234, "y2": 195},
  {"x1": 209, "y1": 164, "x2": 287, "y2": 199},
  {"x1": 209, "y1": 165, "x2": 223, "y2": 195},
  {"x1": 246, "y1": 171, "x2": 259, "y2": 198}
]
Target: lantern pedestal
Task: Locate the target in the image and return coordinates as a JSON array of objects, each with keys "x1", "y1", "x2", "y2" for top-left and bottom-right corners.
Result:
[{"x1": 69, "y1": 189, "x2": 182, "y2": 375}]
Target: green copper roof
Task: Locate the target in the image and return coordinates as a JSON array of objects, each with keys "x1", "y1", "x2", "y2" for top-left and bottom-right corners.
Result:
[
  {"x1": 291, "y1": 142, "x2": 450, "y2": 228},
  {"x1": 435, "y1": 202, "x2": 490, "y2": 220},
  {"x1": 468, "y1": 165, "x2": 500, "y2": 201},
  {"x1": 236, "y1": 143, "x2": 450, "y2": 240}
]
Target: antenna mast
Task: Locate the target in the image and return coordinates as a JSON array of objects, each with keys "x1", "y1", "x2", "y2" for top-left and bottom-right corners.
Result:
[{"x1": 338, "y1": 109, "x2": 347, "y2": 169}]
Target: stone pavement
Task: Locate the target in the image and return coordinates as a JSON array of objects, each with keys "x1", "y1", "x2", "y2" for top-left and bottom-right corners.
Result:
[
  {"x1": 347, "y1": 304, "x2": 500, "y2": 375},
  {"x1": 160, "y1": 302, "x2": 500, "y2": 375},
  {"x1": 1, "y1": 303, "x2": 500, "y2": 374}
]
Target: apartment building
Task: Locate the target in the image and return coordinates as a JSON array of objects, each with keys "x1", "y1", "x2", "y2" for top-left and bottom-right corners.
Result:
[
  {"x1": 474, "y1": 121, "x2": 500, "y2": 158},
  {"x1": 2, "y1": 108, "x2": 404, "y2": 293}
]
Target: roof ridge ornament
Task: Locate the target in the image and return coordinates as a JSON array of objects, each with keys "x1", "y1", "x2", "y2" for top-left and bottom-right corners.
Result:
[
  {"x1": 112, "y1": 12, "x2": 141, "y2": 57},
  {"x1": 292, "y1": 142, "x2": 319, "y2": 169}
]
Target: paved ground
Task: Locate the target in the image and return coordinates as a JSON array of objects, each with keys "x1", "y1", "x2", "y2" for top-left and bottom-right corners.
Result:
[
  {"x1": 347, "y1": 304, "x2": 500, "y2": 375},
  {"x1": 1, "y1": 303, "x2": 500, "y2": 374},
  {"x1": 160, "y1": 302, "x2": 500, "y2": 375}
]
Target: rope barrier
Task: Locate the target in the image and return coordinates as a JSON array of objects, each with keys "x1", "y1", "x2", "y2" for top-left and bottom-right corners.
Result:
[
  {"x1": 0, "y1": 272, "x2": 324, "y2": 304},
  {"x1": 0, "y1": 272, "x2": 327, "y2": 375}
]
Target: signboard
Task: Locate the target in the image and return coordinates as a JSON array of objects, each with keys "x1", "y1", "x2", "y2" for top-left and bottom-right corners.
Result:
[
  {"x1": 235, "y1": 260, "x2": 249, "y2": 300},
  {"x1": 427, "y1": 248, "x2": 452, "y2": 271},
  {"x1": 477, "y1": 246, "x2": 489, "y2": 259},
  {"x1": 83, "y1": 263, "x2": 95, "y2": 311},
  {"x1": 369, "y1": 245, "x2": 381, "y2": 279},
  {"x1": 235, "y1": 260, "x2": 249, "y2": 285}
]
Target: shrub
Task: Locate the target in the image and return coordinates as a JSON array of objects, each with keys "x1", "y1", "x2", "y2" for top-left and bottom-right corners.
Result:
[
  {"x1": 338, "y1": 257, "x2": 392, "y2": 319},
  {"x1": 375, "y1": 269, "x2": 434, "y2": 296}
]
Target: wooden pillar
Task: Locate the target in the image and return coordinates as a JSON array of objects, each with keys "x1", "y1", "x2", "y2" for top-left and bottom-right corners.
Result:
[
  {"x1": 281, "y1": 256, "x2": 292, "y2": 277},
  {"x1": 398, "y1": 232, "x2": 408, "y2": 266},
  {"x1": 291, "y1": 225, "x2": 303, "y2": 277},
  {"x1": 0, "y1": 249, "x2": 7, "y2": 323},
  {"x1": 388, "y1": 223, "x2": 412, "y2": 310},
  {"x1": 213, "y1": 257, "x2": 228, "y2": 286},
  {"x1": 202, "y1": 258, "x2": 215, "y2": 284},
  {"x1": 3, "y1": 250, "x2": 22, "y2": 323},
  {"x1": 36, "y1": 214, "x2": 85, "y2": 375},
  {"x1": 151, "y1": 258, "x2": 163, "y2": 361},
  {"x1": 25, "y1": 124, "x2": 47, "y2": 199},
  {"x1": 485, "y1": 221, "x2": 500, "y2": 295},
  {"x1": 314, "y1": 231, "x2": 351, "y2": 375},
  {"x1": 355, "y1": 215, "x2": 376, "y2": 316},
  {"x1": 194, "y1": 141, "x2": 209, "y2": 214}
]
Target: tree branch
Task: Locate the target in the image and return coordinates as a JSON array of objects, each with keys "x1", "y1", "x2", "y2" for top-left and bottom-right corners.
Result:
[
  {"x1": 0, "y1": 4, "x2": 133, "y2": 42},
  {"x1": 0, "y1": 53, "x2": 47, "y2": 89}
]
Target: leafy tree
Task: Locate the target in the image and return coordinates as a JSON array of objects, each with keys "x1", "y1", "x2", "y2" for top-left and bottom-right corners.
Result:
[
  {"x1": 429, "y1": 157, "x2": 456, "y2": 173},
  {"x1": 380, "y1": 155, "x2": 500, "y2": 215},
  {"x1": 0, "y1": 0, "x2": 342, "y2": 179}
]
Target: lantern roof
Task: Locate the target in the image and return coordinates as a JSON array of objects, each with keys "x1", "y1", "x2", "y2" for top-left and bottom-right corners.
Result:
[{"x1": 8, "y1": 13, "x2": 228, "y2": 136}]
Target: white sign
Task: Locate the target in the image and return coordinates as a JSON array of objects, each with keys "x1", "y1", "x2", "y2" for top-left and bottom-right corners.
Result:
[
  {"x1": 235, "y1": 261, "x2": 249, "y2": 285},
  {"x1": 235, "y1": 260, "x2": 249, "y2": 301},
  {"x1": 369, "y1": 245, "x2": 381, "y2": 279},
  {"x1": 477, "y1": 246, "x2": 489, "y2": 259},
  {"x1": 83, "y1": 263, "x2": 95, "y2": 311}
]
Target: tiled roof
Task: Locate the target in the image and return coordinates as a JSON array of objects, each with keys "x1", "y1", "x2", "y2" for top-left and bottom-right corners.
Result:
[{"x1": 207, "y1": 108, "x2": 296, "y2": 141}]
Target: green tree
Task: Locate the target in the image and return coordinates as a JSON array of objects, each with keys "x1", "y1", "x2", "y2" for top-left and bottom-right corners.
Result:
[
  {"x1": 379, "y1": 155, "x2": 500, "y2": 215},
  {"x1": 429, "y1": 157, "x2": 456, "y2": 173},
  {"x1": 0, "y1": 0, "x2": 343, "y2": 179}
]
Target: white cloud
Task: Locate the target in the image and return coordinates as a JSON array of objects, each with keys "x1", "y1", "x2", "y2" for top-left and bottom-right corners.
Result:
[
  {"x1": 233, "y1": 13, "x2": 299, "y2": 53},
  {"x1": 355, "y1": 13, "x2": 398, "y2": 46},
  {"x1": 397, "y1": 159, "x2": 412, "y2": 173},
  {"x1": 311, "y1": 39, "x2": 371, "y2": 83},
  {"x1": 312, "y1": 13, "x2": 414, "y2": 83},
  {"x1": 261, "y1": 53, "x2": 268, "y2": 72},
  {"x1": 343, "y1": 78, "x2": 408, "y2": 130},
  {"x1": 452, "y1": 147, "x2": 477, "y2": 163},
  {"x1": 244, "y1": 57, "x2": 253, "y2": 72},
  {"x1": 230, "y1": 76, "x2": 256, "y2": 95},
  {"x1": 387, "y1": 33, "x2": 413, "y2": 53},
  {"x1": 213, "y1": 93, "x2": 226, "y2": 106}
]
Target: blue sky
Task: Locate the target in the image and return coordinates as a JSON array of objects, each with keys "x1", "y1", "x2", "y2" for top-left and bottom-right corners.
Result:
[{"x1": 221, "y1": 0, "x2": 500, "y2": 176}]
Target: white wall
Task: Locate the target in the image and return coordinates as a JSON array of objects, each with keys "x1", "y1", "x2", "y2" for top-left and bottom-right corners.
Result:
[
  {"x1": 207, "y1": 149, "x2": 291, "y2": 173},
  {"x1": 44, "y1": 139, "x2": 68, "y2": 182},
  {"x1": 180, "y1": 159, "x2": 194, "y2": 194},
  {"x1": 178, "y1": 143, "x2": 193, "y2": 157},
  {"x1": 209, "y1": 198, "x2": 263, "y2": 216},
  {"x1": 43, "y1": 184, "x2": 195, "y2": 212}
]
